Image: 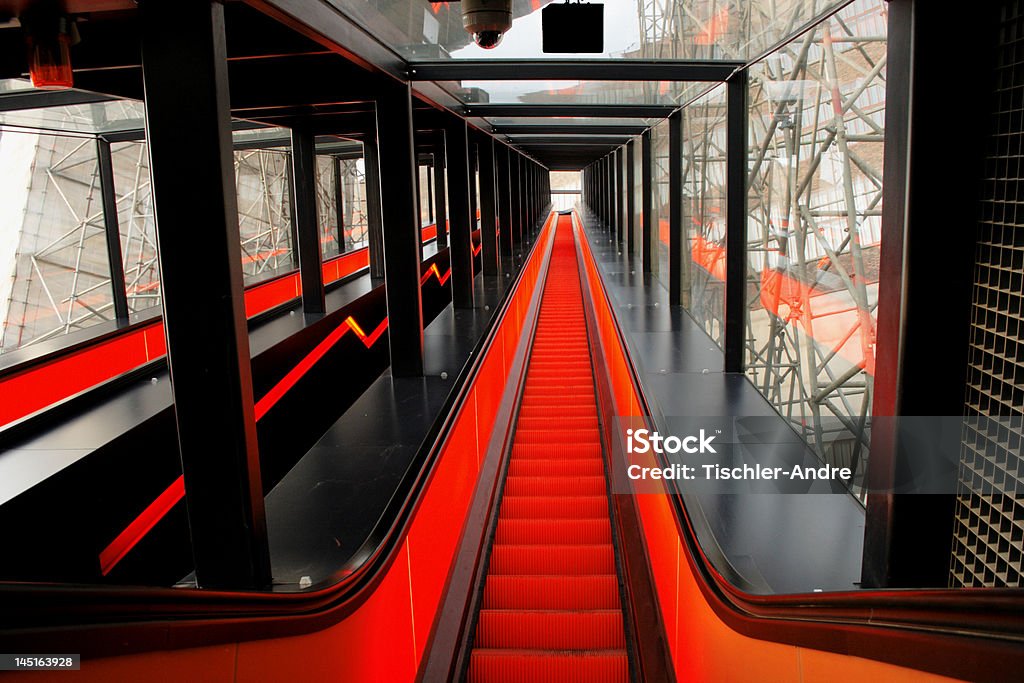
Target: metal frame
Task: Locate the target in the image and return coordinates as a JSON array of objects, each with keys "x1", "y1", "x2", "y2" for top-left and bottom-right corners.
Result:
[{"x1": 407, "y1": 59, "x2": 742, "y2": 82}]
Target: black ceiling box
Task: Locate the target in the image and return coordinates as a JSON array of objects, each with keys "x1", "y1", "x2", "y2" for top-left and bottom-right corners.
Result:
[{"x1": 542, "y1": 2, "x2": 604, "y2": 54}]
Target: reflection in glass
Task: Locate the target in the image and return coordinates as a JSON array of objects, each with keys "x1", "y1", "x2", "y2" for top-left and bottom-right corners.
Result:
[
  {"x1": 234, "y1": 145, "x2": 296, "y2": 284},
  {"x1": 680, "y1": 85, "x2": 727, "y2": 347},
  {"x1": 0, "y1": 128, "x2": 114, "y2": 354},
  {"x1": 744, "y1": 0, "x2": 886, "y2": 499},
  {"x1": 111, "y1": 141, "x2": 161, "y2": 313}
]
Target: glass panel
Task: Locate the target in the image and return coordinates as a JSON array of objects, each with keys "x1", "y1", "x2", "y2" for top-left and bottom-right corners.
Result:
[
  {"x1": 110, "y1": 140, "x2": 161, "y2": 314},
  {"x1": 0, "y1": 98, "x2": 145, "y2": 135},
  {"x1": 233, "y1": 136, "x2": 296, "y2": 284},
  {"x1": 419, "y1": 164, "x2": 433, "y2": 227},
  {"x1": 0, "y1": 128, "x2": 114, "y2": 354},
  {"x1": 550, "y1": 170, "x2": 580, "y2": 211},
  {"x1": 486, "y1": 116, "x2": 656, "y2": 128},
  {"x1": 745, "y1": 0, "x2": 886, "y2": 500},
  {"x1": 340, "y1": 0, "x2": 854, "y2": 62},
  {"x1": 650, "y1": 118, "x2": 670, "y2": 291},
  {"x1": 315, "y1": 155, "x2": 341, "y2": 259},
  {"x1": 340, "y1": 157, "x2": 370, "y2": 250},
  {"x1": 681, "y1": 84, "x2": 727, "y2": 347}
]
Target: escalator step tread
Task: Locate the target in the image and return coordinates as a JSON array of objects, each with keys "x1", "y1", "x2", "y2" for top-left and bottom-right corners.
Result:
[
  {"x1": 488, "y1": 544, "x2": 616, "y2": 575},
  {"x1": 475, "y1": 610, "x2": 626, "y2": 649},
  {"x1": 468, "y1": 649, "x2": 628, "y2": 683}
]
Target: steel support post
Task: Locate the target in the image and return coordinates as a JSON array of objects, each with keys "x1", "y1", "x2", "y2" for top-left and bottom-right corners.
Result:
[
  {"x1": 363, "y1": 132, "x2": 385, "y2": 279},
  {"x1": 375, "y1": 82, "x2": 424, "y2": 377},
  {"x1": 433, "y1": 138, "x2": 448, "y2": 249},
  {"x1": 861, "y1": 0, "x2": 996, "y2": 589},
  {"x1": 615, "y1": 147, "x2": 625, "y2": 244},
  {"x1": 445, "y1": 119, "x2": 476, "y2": 308},
  {"x1": 96, "y1": 137, "x2": 130, "y2": 323},
  {"x1": 641, "y1": 129, "x2": 653, "y2": 273},
  {"x1": 625, "y1": 139, "x2": 636, "y2": 256},
  {"x1": 496, "y1": 144, "x2": 513, "y2": 260},
  {"x1": 290, "y1": 121, "x2": 326, "y2": 315},
  {"x1": 477, "y1": 135, "x2": 499, "y2": 276},
  {"x1": 724, "y1": 70, "x2": 748, "y2": 372},
  {"x1": 333, "y1": 157, "x2": 347, "y2": 254},
  {"x1": 668, "y1": 110, "x2": 683, "y2": 306},
  {"x1": 139, "y1": 0, "x2": 270, "y2": 590}
]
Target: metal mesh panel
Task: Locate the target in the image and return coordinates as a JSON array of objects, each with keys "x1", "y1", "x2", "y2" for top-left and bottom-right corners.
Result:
[{"x1": 951, "y1": 0, "x2": 1024, "y2": 588}]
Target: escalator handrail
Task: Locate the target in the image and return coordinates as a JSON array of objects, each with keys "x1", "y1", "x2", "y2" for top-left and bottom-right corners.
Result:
[
  {"x1": 569, "y1": 210, "x2": 1024, "y2": 681},
  {"x1": 0, "y1": 218, "x2": 556, "y2": 659}
]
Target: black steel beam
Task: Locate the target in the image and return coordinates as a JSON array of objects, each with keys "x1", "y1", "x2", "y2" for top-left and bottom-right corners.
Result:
[
  {"x1": 139, "y1": 0, "x2": 270, "y2": 590},
  {"x1": 668, "y1": 109, "x2": 683, "y2": 306},
  {"x1": 466, "y1": 104, "x2": 677, "y2": 118},
  {"x1": 363, "y1": 131, "x2": 385, "y2": 279},
  {"x1": 477, "y1": 136, "x2": 499, "y2": 276},
  {"x1": 508, "y1": 136, "x2": 635, "y2": 146},
  {"x1": 332, "y1": 157, "x2": 346, "y2": 253},
  {"x1": 641, "y1": 128, "x2": 653, "y2": 274},
  {"x1": 496, "y1": 144, "x2": 513, "y2": 260},
  {"x1": 290, "y1": 121, "x2": 327, "y2": 315},
  {"x1": 724, "y1": 70, "x2": 748, "y2": 373},
  {"x1": 95, "y1": 137, "x2": 130, "y2": 323},
  {"x1": 494, "y1": 125, "x2": 649, "y2": 136},
  {"x1": 625, "y1": 139, "x2": 636, "y2": 256},
  {"x1": 432, "y1": 138, "x2": 448, "y2": 249},
  {"x1": 862, "y1": 0, "x2": 997, "y2": 590},
  {"x1": 376, "y1": 82, "x2": 424, "y2": 377},
  {"x1": 615, "y1": 146, "x2": 625, "y2": 244},
  {"x1": 0, "y1": 88, "x2": 116, "y2": 112},
  {"x1": 408, "y1": 59, "x2": 742, "y2": 82},
  {"x1": 445, "y1": 119, "x2": 476, "y2": 308},
  {"x1": 510, "y1": 153, "x2": 523, "y2": 247}
]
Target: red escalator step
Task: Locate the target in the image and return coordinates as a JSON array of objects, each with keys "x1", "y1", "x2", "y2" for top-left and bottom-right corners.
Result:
[
  {"x1": 468, "y1": 649, "x2": 628, "y2": 683},
  {"x1": 510, "y1": 443, "x2": 601, "y2": 459},
  {"x1": 502, "y1": 475, "x2": 607, "y2": 497},
  {"x1": 487, "y1": 544, "x2": 616, "y2": 575},
  {"x1": 512, "y1": 429, "x2": 600, "y2": 445},
  {"x1": 475, "y1": 610, "x2": 625, "y2": 650},
  {"x1": 482, "y1": 575, "x2": 621, "y2": 610},
  {"x1": 499, "y1": 495, "x2": 608, "y2": 520},
  {"x1": 493, "y1": 517, "x2": 612, "y2": 545},
  {"x1": 507, "y1": 458, "x2": 605, "y2": 478}
]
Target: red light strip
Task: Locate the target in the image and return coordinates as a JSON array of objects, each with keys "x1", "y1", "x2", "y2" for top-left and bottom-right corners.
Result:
[
  {"x1": 99, "y1": 260, "x2": 451, "y2": 575},
  {"x1": 99, "y1": 475, "x2": 185, "y2": 576}
]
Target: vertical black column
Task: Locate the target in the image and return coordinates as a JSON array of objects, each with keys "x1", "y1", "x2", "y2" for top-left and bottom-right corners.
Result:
[
  {"x1": 290, "y1": 121, "x2": 326, "y2": 315},
  {"x1": 605, "y1": 155, "x2": 613, "y2": 230},
  {"x1": 861, "y1": 0, "x2": 995, "y2": 589},
  {"x1": 615, "y1": 147, "x2": 625, "y2": 244},
  {"x1": 375, "y1": 82, "x2": 424, "y2": 377},
  {"x1": 510, "y1": 153, "x2": 523, "y2": 246},
  {"x1": 139, "y1": 0, "x2": 269, "y2": 590},
  {"x1": 363, "y1": 132, "x2": 385, "y2": 279},
  {"x1": 724, "y1": 70, "x2": 749, "y2": 373},
  {"x1": 477, "y1": 135, "x2": 499, "y2": 276},
  {"x1": 433, "y1": 137, "x2": 448, "y2": 249},
  {"x1": 625, "y1": 139, "x2": 636, "y2": 256},
  {"x1": 445, "y1": 119, "x2": 475, "y2": 308},
  {"x1": 332, "y1": 157, "x2": 347, "y2": 254},
  {"x1": 468, "y1": 143, "x2": 478, "y2": 235},
  {"x1": 641, "y1": 129, "x2": 654, "y2": 273},
  {"x1": 96, "y1": 137, "x2": 130, "y2": 323},
  {"x1": 668, "y1": 110, "x2": 684, "y2": 306},
  {"x1": 496, "y1": 144, "x2": 513, "y2": 261}
]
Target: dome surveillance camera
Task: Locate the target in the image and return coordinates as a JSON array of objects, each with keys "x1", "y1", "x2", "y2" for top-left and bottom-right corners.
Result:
[{"x1": 462, "y1": 0, "x2": 512, "y2": 50}]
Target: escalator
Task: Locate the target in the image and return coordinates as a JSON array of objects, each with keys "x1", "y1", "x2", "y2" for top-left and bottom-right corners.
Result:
[{"x1": 466, "y1": 215, "x2": 631, "y2": 682}]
